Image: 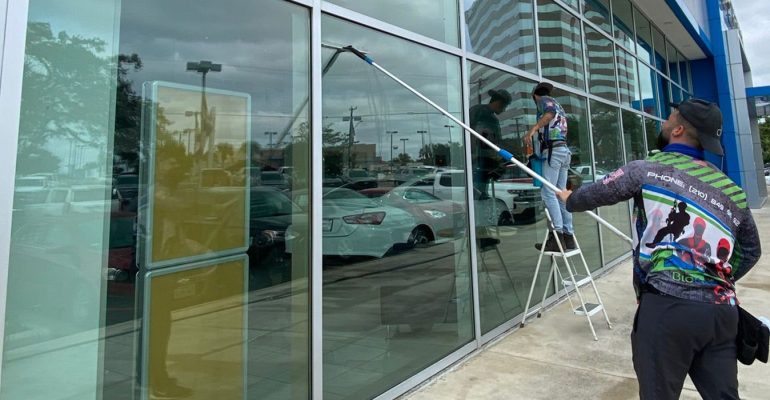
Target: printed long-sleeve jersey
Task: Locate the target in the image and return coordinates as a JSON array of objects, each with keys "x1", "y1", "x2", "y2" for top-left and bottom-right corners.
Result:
[{"x1": 566, "y1": 151, "x2": 761, "y2": 304}]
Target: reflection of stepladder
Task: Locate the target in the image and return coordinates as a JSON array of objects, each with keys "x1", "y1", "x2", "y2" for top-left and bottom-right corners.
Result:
[
  {"x1": 443, "y1": 180, "x2": 522, "y2": 322},
  {"x1": 520, "y1": 208, "x2": 612, "y2": 340}
]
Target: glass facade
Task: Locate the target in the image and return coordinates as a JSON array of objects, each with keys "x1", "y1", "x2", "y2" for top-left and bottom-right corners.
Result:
[
  {"x1": 538, "y1": 0, "x2": 586, "y2": 90},
  {"x1": 0, "y1": 0, "x2": 698, "y2": 398},
  {"x1": 464, "y1": 0, "x2": 537, "y2": 74}
]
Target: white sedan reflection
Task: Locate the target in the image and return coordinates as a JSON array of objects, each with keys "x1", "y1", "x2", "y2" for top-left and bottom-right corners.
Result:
[{"x1": 286, "y1": 187, "x2": 419, "y2": 258}]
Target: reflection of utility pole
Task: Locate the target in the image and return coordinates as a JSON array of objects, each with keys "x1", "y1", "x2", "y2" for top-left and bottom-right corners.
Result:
[
  {"x1": 444, "y1": 124, "x2": 455, "y2": 144},
  {"x1": 417, "y1": 130, "x2": 428, "y2": 161},
  {"x1": 387, "y1": 130, "x2": 398, "y2": 172},
  {"x1": 343, "y1": 106, "x2": 361, "y2": 170},
  {"x1": 186, "y1": 60, "x2": 222, "y2": 168},
  {"x1": 185, "y1": 110, "x2": 200, "y2": 154},
  {"x1": 471, "y1": 78, "x2": 486, "y2": 105},
  {"x1": 399, "y1": 138, "x2": 409, "y2": 158},
  {"x1": 513, "y1": 116, "x2": 524, "y2": 139},
  {"x1": 264, "y1": 131, "x2": 277, "y2": 148}
]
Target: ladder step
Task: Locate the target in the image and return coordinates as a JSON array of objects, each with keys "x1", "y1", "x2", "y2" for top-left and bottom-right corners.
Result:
[
  {"x1": 563, "y1": 274, "x2": 592, "y2": 288},
  {"x1": 543, "y1": 248, "x2": 581, "y2": 257},
  {"x1": 574, "y1": 303, "x2": 603, "y2": 317}
]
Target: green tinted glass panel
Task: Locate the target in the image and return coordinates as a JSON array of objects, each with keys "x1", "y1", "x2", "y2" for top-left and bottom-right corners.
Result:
[
  {"x1": 2, "y1": 1, "x2": 312, "y2": 399},
  {"x1": 589, "y1": 101, "x2": 631, "y2": 262},
  {"x1": 328, "y1": 0, "x2": 459, "y2": 45},
  {"x1": 321, "y1": 15, "x2": 473, "y2": 399},
  {"x1": 538, "y1": 1, "x2": 586, "y2": 90},
  {"x1": 464, "y1": 0, "x2": 537, "y2": 74},
  {"x1": 585, "y1": 26, "x2": 618, "y2": 101}
]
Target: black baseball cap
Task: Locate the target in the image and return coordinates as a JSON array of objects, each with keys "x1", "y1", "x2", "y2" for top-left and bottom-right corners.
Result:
[{"x1": 670, "y1": 98, "x2": 724, "y2": 156}]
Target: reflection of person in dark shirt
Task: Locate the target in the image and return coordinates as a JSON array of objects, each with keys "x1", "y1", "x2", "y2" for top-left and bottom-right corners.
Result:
[
  {"x1": 469, "y1": 89, "x2": 511, "y2": 198},
  {"x1": 146, "y1": 144, "x2": 195, "y2": 399},
  {"x1": 676, "y1": 217, "x2": 711, "y2": 267},
  {"x1": 646, "y1": 201, "x2": 690, "y2": 248}
]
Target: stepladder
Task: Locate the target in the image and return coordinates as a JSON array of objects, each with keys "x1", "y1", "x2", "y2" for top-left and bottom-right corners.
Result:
[{"x1": 520, "y1": 208, "x2": 612, "y2": 340}]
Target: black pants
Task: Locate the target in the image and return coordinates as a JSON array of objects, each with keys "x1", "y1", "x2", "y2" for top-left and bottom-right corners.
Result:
[{"x1": 632, "y1": 293, "x2": 740, "y2": 400}]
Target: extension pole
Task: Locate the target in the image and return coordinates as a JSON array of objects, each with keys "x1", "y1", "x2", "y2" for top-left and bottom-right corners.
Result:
[{"x1": 343, "y1": 45, "x2": 633, "y2": 245}]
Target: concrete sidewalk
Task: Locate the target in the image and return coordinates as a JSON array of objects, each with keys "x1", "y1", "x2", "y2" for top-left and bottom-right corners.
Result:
[{"x1": 405, "y1": 203, "x2": 770, "y2": 400}]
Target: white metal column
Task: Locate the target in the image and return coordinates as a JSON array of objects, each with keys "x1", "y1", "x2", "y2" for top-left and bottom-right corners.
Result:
[
  {"x1": 310, "y1": 0, "x2": 323, "y2": 398},
  {"x1": 0, "y1": 0, "x2": 29, "y2": 383}
]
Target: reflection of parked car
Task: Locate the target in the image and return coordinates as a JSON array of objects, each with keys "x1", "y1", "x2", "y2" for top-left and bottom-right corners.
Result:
[
  {"x1": 247, "y1": 187, "x2": 305, "y2": 289},
  {"x1": 405, "y1": 170, "x2": 513, "y2": 226},
  {"x1": 259, "y1": 171, "x2": 291, "y2": 191},
  {"x1": 360, "y1": 187, "x2": 465, "y2": 242},
  {"x1": 287, "y1": 187, "x2": 418, "y2": 258},
  {"x1": 343, "y1": 168, "x2": 378, "y2": 190},
  {"x1": 112, "y1": 174, "x2": 140, "y2": 212},
  {"x1": 573, "y1": 165, "x2": 608, "y2": 182},
  {"x1": 22, "y1": 185, "x2": 111, "y2": 216},
  {"x1": 9, "y1": 214, "x2": 105, "y2": 340},
  {"x1": 765, "y1": 169, "x2": 770, "y2": 185}
]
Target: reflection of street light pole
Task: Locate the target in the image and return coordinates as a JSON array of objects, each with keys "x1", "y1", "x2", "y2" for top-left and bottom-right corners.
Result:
[
  {"x1": 387, "y1": 130, "x2": 398, "y2": 172},
  {"x1": 444, "y1": 124, "x2": 455, "y2": 143},
  {"x1": 264, "y1": 131, "x2": 277, "y2": 148},
  {"x1": 186, "y1": 60, "x2": 222, "y2": 167},
  {"x1": 417, "y1": 130, "x2": 428, "y2": 162},
  {"x1": 513, "y1": 116, "x2": 524, "y2": 139},
  {"x1": 343, "y1": 106, "x2": 361, "y2": 169},
  {"x1": 399, "y1": 138, "x2": 409, "y2": 157}
]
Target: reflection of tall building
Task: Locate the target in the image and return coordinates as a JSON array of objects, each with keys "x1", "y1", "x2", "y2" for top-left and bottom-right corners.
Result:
[
  {"x1": 584, "y1": 28, "x2": 617, "y2": 100},
  {"x1": 616, "y1": 48, "x2": 638, "y2": 105},
  {"x1": 465, "y1": 0, "x2": 536, "y2": 73},
  {"x1": 537, "y1": 3, "x2": 585, "y2": 89}
]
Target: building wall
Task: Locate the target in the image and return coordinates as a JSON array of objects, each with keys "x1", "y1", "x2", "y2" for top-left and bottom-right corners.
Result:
[{"x1": 0, "y1": 0, "x2": 761, "y2": 399}]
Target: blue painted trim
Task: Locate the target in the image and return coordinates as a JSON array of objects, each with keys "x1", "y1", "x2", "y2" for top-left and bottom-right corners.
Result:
[
  {"x1": 690, "y1": 59, "x2": 717, "y2": 102},
  {"x1": 664, "y1": 0, "x2": 714, "y2": 56},
  {"x1": 746, "y1": 86, "x2": 770, "y2": 98},
  {"x1": 706, "y1": 0, "x2": 741, "y2": 186}
]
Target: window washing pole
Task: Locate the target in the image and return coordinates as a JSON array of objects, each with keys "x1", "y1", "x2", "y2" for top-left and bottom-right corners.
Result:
[{"x1": 342, "y1": 45, "x2": 633, "y2": 245}]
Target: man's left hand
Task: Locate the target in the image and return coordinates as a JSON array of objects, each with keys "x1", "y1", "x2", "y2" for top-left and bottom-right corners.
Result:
[{"x1": 557, "y1": 189, "x2": 572, "y2": 203}]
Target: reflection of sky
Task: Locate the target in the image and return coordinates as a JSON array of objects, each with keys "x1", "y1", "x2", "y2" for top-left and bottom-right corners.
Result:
[
  {"x1": 119, "y1": 0, "x2": 310, "y2": 150},
  {"x1": 328, "y1": 0, "x2": 459, "y2": 45},
  {"x1": 321, "y1": 15, "x2": 463, "y2": 161}
]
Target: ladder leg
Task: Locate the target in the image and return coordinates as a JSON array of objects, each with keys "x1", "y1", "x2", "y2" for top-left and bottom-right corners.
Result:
[
  {"x1": 521, "y1": 228, "x2": 551, "y2": 327},
  {"x1": 538, "y1": 257, "x2": 555, "y2": 318}
]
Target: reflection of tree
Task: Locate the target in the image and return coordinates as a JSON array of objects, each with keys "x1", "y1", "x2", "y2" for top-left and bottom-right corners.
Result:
[
  {"x1": 622, "y1": 113, "x2": 646, "y2": 161},
  {"x1": 395, "y1": 153, "x2": 413, "y2": 165},
  {"x1": 18, "y1": 23, "x2": 114, "y2": 175},
  {"x1": 113, "y1": 53, "x2": 143, "y2": 172},
  {"x1": 214, "y1": 143, "x2": 235, "y2": 169},
  {"x1": 590, "y1": 109, "x2": 623, "y2": 168}
]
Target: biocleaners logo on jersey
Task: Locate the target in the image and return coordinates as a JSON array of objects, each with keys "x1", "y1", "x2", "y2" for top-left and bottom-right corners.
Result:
[{"x1": 637, "y1": 185, "x2": 737, "y2": 304}]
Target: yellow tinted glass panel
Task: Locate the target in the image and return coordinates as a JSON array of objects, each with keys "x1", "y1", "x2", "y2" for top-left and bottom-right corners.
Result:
[
  {"x1": 148, "y1": 82, "x2": 250, "y2": 265},
  {"x1": 146, "y1": 258, "x2": 246, "y2": 399}
]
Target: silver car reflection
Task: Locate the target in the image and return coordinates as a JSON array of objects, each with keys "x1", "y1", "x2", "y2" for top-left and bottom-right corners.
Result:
[{"x1": 286, "y1": 187, "x2": 419, "y2": 258}]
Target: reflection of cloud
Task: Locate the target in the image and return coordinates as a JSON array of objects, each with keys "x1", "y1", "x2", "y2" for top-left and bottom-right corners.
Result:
[
  {"x1": 118, "y1": 0, "x2": 311, "y2": 149},
  {"x1": 732, "y1": 0, "x2": 770, "y2": 85}
]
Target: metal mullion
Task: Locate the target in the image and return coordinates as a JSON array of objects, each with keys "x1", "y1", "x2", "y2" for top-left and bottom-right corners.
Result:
[
  {"x1": 310, "y1": 1, "x2": 323, "y2": 398},
  {"x1": 533, "y1": 0, "x2": 543, "y2": 77},
  {"x1": 284, "y1": 0, "x2": 313, "y2": 8},
  {"x1": 320, "y1": 1, "x2": 462, "y2": 58},
  {"x1": 583, "y1": 96, "x2": 607, "y2": 269},
  {"x1": 582, "y1": 13, "x2": 615, "y2": 43},
  {"x1": 372, "y1": 342, "x2": 477, "y2": 400},
  {"x1": 458, "y1": 0, "x2": 483, "y2": 347},
  {"x1": 466, "y1": 53, "x2": 542, "y2": 85},
  {"x1": 0, "y1": 0, "x2": 29, "y2": 382}
]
